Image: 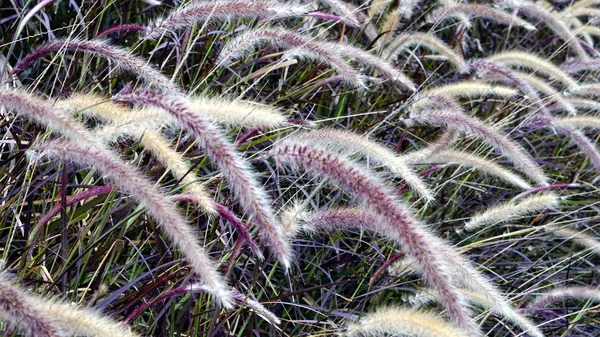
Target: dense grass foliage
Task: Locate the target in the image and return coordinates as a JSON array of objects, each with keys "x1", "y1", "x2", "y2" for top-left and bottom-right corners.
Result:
[{"x1": 1, "y1": 0, "x2": 600, "y2": 336}]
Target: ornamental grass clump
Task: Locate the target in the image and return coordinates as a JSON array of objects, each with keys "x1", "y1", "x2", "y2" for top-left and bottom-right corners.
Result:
[
  {"x1": 4, "y1": 0, "x2": 600, "y2": 335},
  {"x1": 283, "y1": 205, "x2": 542, "y2": 337}
]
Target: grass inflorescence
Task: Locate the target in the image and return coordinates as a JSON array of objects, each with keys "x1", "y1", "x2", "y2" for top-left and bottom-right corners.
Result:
[{"x1": 2, "y1": 0, "x2": 600, "y2": 336}]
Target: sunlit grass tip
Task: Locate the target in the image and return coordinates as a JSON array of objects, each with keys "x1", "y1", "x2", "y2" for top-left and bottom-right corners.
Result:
[
  {"x1": 345, "y1": 306, "x2": 467, "y2": 337},
  {"x1": 465, "y1": 193, "x2": 559, "y2": 231}
]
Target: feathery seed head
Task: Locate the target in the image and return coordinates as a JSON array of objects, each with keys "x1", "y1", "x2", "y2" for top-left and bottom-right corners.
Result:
[
  {"x1": 488, "y1": 51, "x2": 581, "y2": 90},
  {"x1": 346, "y1": 306, "x2": 467, "y2": 337},
  {"x1": 316, "y1": 0, "x2": 361, "y2": 27},
  {"x1": 283, "y1": 129, "x2": 434, "y2": 202},
  {"x1": 143, "y1": 0, "x2": 310, "y2": 40},
  {"x1": 11, "y1": 38, "x2": 178, "y2": 92},
  {"x1": 112, "y1": 88, "x2": 292, "y2": 269},
  {"x1": 268, "y1": 141, "x2": 479, "y2": 334},
  {"x1": 408, "y1": 107, "x2": 549, "y2": 186},
  {"x1": 279, "y1": 200, "x2": 309, "y2": 239},
  {"x1": 32, "y1": 300, "x2": 141, "y2": 337},
  {"x1": 465, "y1": 193, "x2": 558, "y2": 231},
  {"x1": 384, "y1": 32, "x2": 468, "y2": 73},
  {"x1": 31, "y1": 139, "x2": 234, "y2": 309},
  {"x1": 0, "y1": 274, "x2": 66, "y2": 337},
  {"x1": 301, "y1": 206, "x2": 542, "y2": 337},
  {"x1": 216, "y1": 28, "x2": 367, "y2": 89},
  {"x1": 526, "y1": 287, "x2": 600, "y2": 314},
  {"x1": 427, "y1": 4, "x2": 536, "y2": 31},
  {"x1": 507, "y1": 2, "x2": 591, "y2": 60}
]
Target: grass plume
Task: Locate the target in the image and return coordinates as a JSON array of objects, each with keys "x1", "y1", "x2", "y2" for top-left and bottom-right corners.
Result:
[
  {"x1": 289, "y1": 206, "x2": 542, "y2": 337},
  {"x1": 411, "y1": 288, "x2": 543, "y2": 337},
  {"x1": 407, "y1": 106, "x2": 549, "y2": 186},
  {"x1": 420, "y1": 81, "x2": 518, "y2": 99},
  {"x1": 552, "y1": 116, "x2": 600, "y2": 129},
  {"x1": 317, "y1": 0, "x2": 361, "y2": 27},
  {"x1": 427, "y1": 3, "x2": 536, "y2": 30},
  {"x1": 0, "y1": 273, "x2": 66, "y2": 337},
  {"x1": 57, "y1": 94, "x2": 217, "y2": 213},
  {"x1": 546, "y1": 225, "x2": 600, "y2": 258},
  {"x1": 143, "y1": 0, "x2": 309, "y2": 40},
  {"x1": 526, "y1": 287, "x2": 600, "y2": 314},
  {"x1": 217, "y1": 27, "x2": 366, "y2": 88},
  {"x1": 32, "y1": 299, "x2": 140, "y2": 337},
  {"x1": 552, "y1": 124, "x2": 600, "y2": 172},
  {"x1": 383, "y1": 32, "x2": 468, "y2": 73},
  {"x1": 112, "y1": 88, "x2": 291, "y2": 268},
  {"x1": 31, "y1": 139, "x2": 234, "y2": 308},
  {"x1": 487, "y1": 51, "x2": 580, "y2": 90},
  {"x1": 10, "y1": 38, "x2": 178, "y2": 92},
  {"x1": 346, "y1": 306, "x2": 466, "y2": 337},
  {"x1": 325, "y1": 42, "x2": 416, "y2": 90},
  {"x1": 284, "y1": 128, "x2": 434, "y2": 202},
  {"x1": 513, "y1": 2, "x2": 591, "y2": 60},
  {"x1": 403, "y1": 149, "x2": 532, "y2": 189},
  {"x1": 268, "y1": 141, "x2": 480, "y2": 335},
  {"x1": 464, "y1": 193, "x2": 558, "y2": 231}
]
